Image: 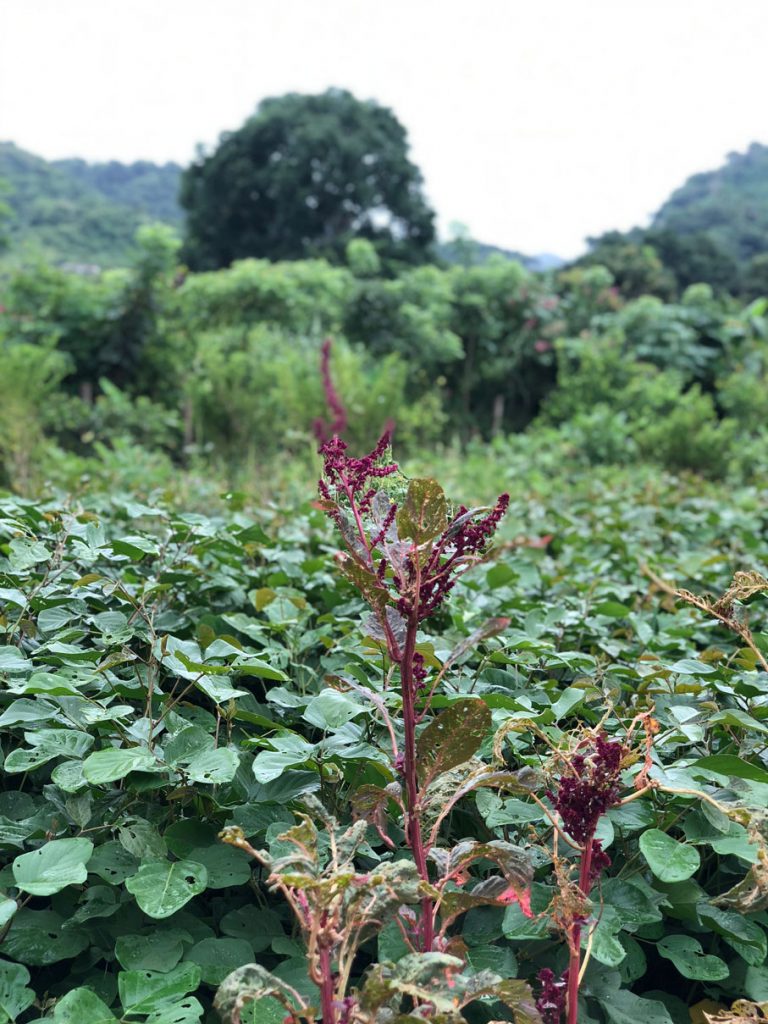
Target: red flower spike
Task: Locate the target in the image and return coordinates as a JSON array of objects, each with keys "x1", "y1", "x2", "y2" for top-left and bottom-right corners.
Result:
[
  {"x1": 536, "y1": 968, "x2": 568, "y2": 1024},
  {"x1": 313, "y1": 338, "x2": 348, "y2": 443},
  {"x1": 550, "y1": 732, "x2": 624, "y2": 846}
]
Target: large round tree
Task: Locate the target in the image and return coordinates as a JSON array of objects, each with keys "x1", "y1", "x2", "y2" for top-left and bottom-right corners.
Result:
[{"x1": 180, "y1": 89, "x2": 436, "y2": 269}]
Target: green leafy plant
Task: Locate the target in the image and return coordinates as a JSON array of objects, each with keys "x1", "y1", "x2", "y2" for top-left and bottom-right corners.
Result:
[
  {"x1": 212, "y1": 350, "x2": 539, "y2": 1021},
  {"x1": 0, "y1": 350, "x2": 767, "y2": 1022}
]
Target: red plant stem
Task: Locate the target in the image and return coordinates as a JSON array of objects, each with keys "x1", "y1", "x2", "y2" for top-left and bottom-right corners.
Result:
[
  {"x1": 319, "y1": 943, "x2": 337, "y2": 1024},
  {"x1": 400, "y1": 612, "x2": 434, "y2": 952},
  {"x1": 566, "y1": 838, "x2": 594, "y2": 1024}
]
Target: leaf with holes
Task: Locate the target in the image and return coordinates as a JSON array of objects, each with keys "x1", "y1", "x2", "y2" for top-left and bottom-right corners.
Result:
[
  {"x1": 1, "y1": 909, "x2": 89, "y2": 966},
  {"x1": 119, "y1": 963, "x2": 202, "y2": 1015},
  {"x1": 12, "y1": 838, "x2": 93, "y2": 896},
  {"x1": 214, "y1": 964, "x2": 306, "y2": 1024},
  {"x1": 144, "y1": 998, "x2": 204, "y2": 1024},
  {"x1": 417, "y1": 698, "x2": 492, "y2": 785},
  {"x1": 0, "y1": 959, "x2": 35, "y2": 1023},
  {"x1": 124, "y1": 861, "x2": 208, "y2": 919},
  {"x1": 396, "y1": 478, "x2": 448, "y2": 545},
  {"x1": 184, "y1": 747, "x2": 240, "y2": 785}
]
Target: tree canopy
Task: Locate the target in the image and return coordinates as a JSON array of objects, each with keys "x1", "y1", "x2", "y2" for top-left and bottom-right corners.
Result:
[{"x1": 179, "y1": 89, "x2": 436, "y2": 270}]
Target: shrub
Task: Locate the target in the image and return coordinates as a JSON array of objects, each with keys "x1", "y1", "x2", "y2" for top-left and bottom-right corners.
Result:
[
  {"x1": 0, "y1": 338, "x2": 70, "y2": 490},
  {"x1": 635, "y1": 385, "x2": 739, "y2": 478},
  {"x1": 186, "y1": 329, "x2": 445, "y2": 473}
]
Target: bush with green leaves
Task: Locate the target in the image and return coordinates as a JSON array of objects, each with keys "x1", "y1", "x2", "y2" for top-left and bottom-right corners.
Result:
[
  {"x1": 3, "y1": 234, "x2": 768, "y2": 495},
  {"x1": 539, "y1": 335, "x2": 747, "y2": 478},
  {"x1": 634, "y1": 385, "x2": 740, "y2": 478},
  {"x1": 185, "y1": 329, "x2": 445, "y2": 474},
  {"x1": 0, "y1": 336, "x2": 70, "y2": 491}
]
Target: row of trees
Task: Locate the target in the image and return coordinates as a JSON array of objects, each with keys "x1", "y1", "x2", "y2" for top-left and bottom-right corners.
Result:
[
  {"x1": 2, "y1": 223, "x2": 768, "y2": 491},
  {"x1": 179, "y1": 93, "x2": 768, "y2": 300},
  {"x1": 575, "y1": 227, "x2": 768, "y2": 301}
]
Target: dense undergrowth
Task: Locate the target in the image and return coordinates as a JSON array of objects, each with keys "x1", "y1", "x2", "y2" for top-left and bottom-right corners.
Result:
[
  {"x1": 0, "y1": 460, "x2": 767, "y2": 1022},
  {"x1": 2, "y1": 227, "x2": 768, "y2": 498}
]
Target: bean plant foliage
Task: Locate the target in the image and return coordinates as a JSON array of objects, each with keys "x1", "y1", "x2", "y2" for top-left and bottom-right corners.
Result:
[{"x1": 0, "y1": 355, "x2": 767, "y2": 1023}]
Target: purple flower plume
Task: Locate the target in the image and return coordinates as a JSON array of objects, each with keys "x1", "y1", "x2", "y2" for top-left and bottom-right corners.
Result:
[
  {"x1": 536, "y1": 968, "x2": 568, "y2": 1024},
  {"x1": 548, "y1": 733, "x2": 624, "y2": 845},
  {"x1": 313, "y1": 338, "x2": 348, "y2": 443}
]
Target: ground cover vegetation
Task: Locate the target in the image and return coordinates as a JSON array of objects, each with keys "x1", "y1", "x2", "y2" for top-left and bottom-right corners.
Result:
[{"x1": 0, "y1": 394, "x2": 767, "y2": 1022}]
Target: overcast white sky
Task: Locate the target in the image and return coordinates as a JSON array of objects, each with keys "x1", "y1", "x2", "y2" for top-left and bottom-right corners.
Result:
[{"x1": 1, "y1": 0, "x2": 766, "y2": 258}]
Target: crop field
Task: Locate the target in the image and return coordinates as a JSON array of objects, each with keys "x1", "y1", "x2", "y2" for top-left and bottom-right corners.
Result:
[{"x1": 0, "y1": 456, "x2": 766, "y2": 1023}]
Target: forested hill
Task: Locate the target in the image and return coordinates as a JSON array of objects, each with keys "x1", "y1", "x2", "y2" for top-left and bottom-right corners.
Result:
[
  {"x1": 652, "y1": 142, "x2": 768, "y2": 265},
  {"x1": 0, "y1": 142, "x2": 182, "y2": 267},
  {"x1": 5, "y1": 136, "x2": 768, "y2": 282},
  {"x1": 52, "y1": 156, "x2": 183, "y2": 225}
]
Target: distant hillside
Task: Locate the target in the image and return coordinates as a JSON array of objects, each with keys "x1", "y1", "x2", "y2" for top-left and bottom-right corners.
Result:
[
  {"x1": 438, "y1": 237, "x2": 563, "y2": 272},
  {"x1": 652, "y1": 142, "x2": 768, "y2": 266},
  {"x1": 0, "y1": 143, "x2": 182, "y2": 267},
  {"x1": 53, "y1": 157, "x2": 183, "y2": 226}
]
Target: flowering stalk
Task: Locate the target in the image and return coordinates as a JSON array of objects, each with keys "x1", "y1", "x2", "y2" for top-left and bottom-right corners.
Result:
[
  {"x1": 542, "y1": 733, "x2": 624, "y2": 1024},
  {"x1": 313, "y1": 338, "x2": 348, "y2": 442},
  {"x1": 315, "y1": 343, "x2": 509, "y2": 954}
]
